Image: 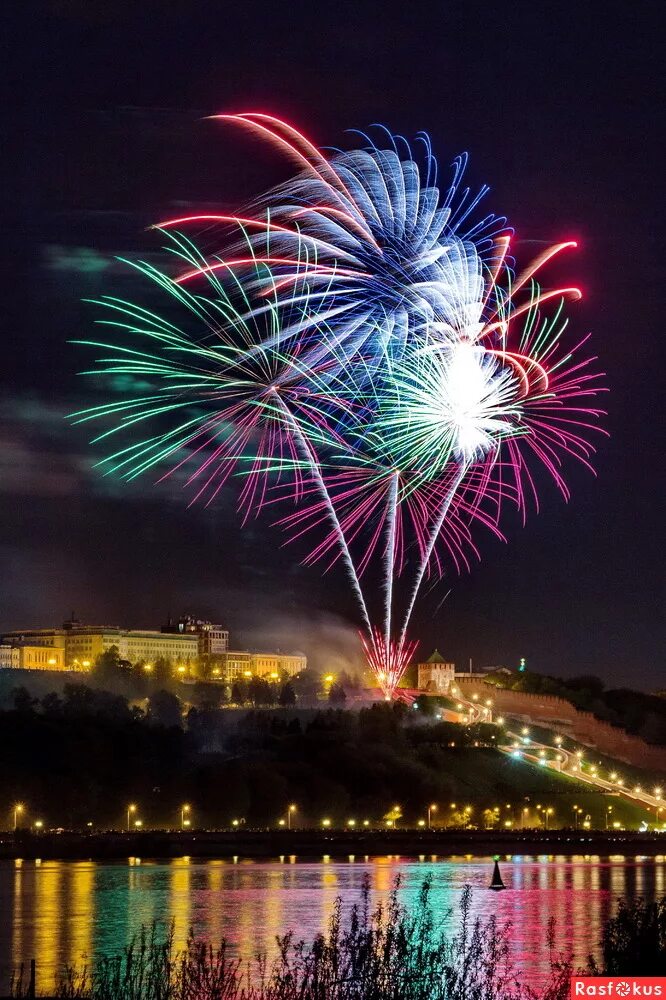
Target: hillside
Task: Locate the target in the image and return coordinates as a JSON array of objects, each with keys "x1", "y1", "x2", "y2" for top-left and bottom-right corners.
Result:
[{"x1": 0, "y1": 686, "x2": 655, "y2": 832}]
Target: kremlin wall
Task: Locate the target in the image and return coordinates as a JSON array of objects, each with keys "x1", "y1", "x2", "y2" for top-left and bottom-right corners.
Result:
[{"x1": 456, "y1": 676, "x2": 666, "y2": 771}]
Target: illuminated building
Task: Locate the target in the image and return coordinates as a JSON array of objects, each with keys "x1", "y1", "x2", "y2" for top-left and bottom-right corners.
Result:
[
  {"x1": 1, "y1": 619, "x2": 197, "y2": 671},
  {"x1": 65, "y1": 627, "x2": 198, "y2": 668},
  {"x1": 225, "y1": 650, "x2": 306, "y2": 682},
  {"x1": 0, "y1": 616, "x2": 306, "y2": 679},
  {"x1": 417, "y1": 650, "x2": 456, "y2": 693},
  {"x1": 0, "y1": 645, "x2": 19, "y2": 669},
  {"x1": 162, "y1": 614, "x2": 229, "y2": 655},
  {"x1": 0, "y1": 642, "x2": 66, "y2": 670}
]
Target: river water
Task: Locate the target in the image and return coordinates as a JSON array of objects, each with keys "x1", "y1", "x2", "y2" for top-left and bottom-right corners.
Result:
[{"x1": 1, "y1": 854, "x2": 665, "y2": 991}]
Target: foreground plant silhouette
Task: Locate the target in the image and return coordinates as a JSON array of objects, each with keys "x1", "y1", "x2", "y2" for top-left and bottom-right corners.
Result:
[{"x1": 20, "y1": 879, "x2": 663, "y2": 1000}]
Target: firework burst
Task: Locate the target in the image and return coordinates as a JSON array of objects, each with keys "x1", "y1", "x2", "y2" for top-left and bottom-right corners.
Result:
[{"x1": 71, "y1": 116, "x2": 606, "y2": 698}]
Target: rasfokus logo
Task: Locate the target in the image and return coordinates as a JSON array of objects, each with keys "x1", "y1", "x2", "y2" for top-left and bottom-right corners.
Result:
[{"x1": 571, "y1": 978, "x2": 666, "y2": 997}]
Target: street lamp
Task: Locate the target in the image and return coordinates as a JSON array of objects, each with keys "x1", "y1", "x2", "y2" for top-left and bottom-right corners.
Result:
[
  {"x1": 288, "y1": 803, "x2": 297, "y2": 830},
  {"x1": 181, "y1": 803, "x2": 191, "y2": 829},
  {"x1": 13, "y1": 803, "x2": 24, "y2": 831},
  {"x1": 127, "y1": 803, "x2": 137, "y2": 831},
  {"x1": 427, "y1": 803, "x2": 437, "y2": 829}
]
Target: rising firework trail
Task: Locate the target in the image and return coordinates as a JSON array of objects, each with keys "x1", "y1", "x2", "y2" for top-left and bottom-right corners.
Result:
[{"x1": 71, "y1": 115, "x2": 606, "y2": 698}]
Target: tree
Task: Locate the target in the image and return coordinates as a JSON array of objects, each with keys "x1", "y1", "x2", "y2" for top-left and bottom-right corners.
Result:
[
  {"x1": 482, "y1": 807, "x2": 499, "y2": 829},
  {"x1": 153, "y1": 657, "x2": 173, "y2": 684},
  {"x1": 147, "y1": 689, "x2": 183, "y2": 728},
  {"x1": 41, "y1": 692, "x2": 63, "y2": 716},
  {"x1": 328, "y1": 682, "x2": 347, "y2": 706},
  {"x1": 278, "y1": 682, "x2": 296, "y2": 707},
  {"x1": 292, "y1": 670, "x2": 322, "y2": 706},
  {"x1": 231, "y1": 681, "x2": 248, "y2": 705},
  {"x1": 62, "y1": 682, "x2": 96, "y2": 714},
  {"x1": 12, "y1": 687, "x2": 37, "y2": 714},
  {"x1": 93, "y1": 645, "x2": 123, "y2": 682},
  {"x1": 413, "y1": 694, "x2": 436, "y2": 717},
  {"x1": 249, "y1": 677, "x2": 273, "y2": 706}
]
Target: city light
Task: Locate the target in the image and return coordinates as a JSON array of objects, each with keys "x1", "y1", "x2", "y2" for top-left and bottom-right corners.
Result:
[
  {"x1": 181, "y1": 803, "x2": 191, "y2": 829},
  {"x1": 322, "y1": 818, "x2": 331, "y2": 828},
  {"x1": 13, "y1": 803, "x2": 24, "y2": 831}
]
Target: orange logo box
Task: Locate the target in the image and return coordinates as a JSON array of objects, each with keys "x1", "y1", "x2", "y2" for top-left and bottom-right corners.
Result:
[{"x1": 571, "y1": 979, "x2": 666, "y2": 997}]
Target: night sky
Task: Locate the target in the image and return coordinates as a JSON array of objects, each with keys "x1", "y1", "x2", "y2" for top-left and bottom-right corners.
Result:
[{"x1": 2, "y1": 0, "x2": 664, "y2": 686}]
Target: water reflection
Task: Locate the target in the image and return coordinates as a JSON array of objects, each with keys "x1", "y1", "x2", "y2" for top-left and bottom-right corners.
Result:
[{"x1": 0, "y1": 855, "x2": 664, "y2": 991}]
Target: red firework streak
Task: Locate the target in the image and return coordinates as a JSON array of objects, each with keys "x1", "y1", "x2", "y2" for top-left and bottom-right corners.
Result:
[{"x1": 361, "y1": 628, "x2": 419, "y2": 701}]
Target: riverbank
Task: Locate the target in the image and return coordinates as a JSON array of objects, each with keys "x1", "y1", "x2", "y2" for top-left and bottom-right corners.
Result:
[{"x1": 3, "y1": 828, "x2": 665, "y2": 859}]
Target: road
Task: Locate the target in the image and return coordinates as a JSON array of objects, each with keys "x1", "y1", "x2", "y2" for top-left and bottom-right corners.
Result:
[{"x1": 447, "y1": 685, "x2": 664, "y2": 824}]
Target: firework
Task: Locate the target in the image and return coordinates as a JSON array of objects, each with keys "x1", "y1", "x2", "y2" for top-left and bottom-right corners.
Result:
[{"x1": 71, "y1": 116, "x2": 606, "y2": 698}]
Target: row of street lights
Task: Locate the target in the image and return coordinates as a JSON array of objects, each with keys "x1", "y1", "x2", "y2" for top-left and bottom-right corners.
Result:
[
  {"x1": 7, "y1": 797, "x2": 650, "y2": 833},
  {"x1": 126, "y1": 803, "x2": 193, "y2": 831}
]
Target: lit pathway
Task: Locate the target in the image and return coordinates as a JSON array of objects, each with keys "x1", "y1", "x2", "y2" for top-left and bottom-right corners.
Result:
[{"x1": 446, "y1": 685, "x2": 665, "y2": 822}]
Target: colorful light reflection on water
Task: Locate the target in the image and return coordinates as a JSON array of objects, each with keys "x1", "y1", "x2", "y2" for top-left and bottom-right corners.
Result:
[{"x1": 1, "y1": 855, "x2": 665, "y2": 991}]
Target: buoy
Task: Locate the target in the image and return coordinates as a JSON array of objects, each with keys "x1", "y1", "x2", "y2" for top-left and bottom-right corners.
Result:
[{"x1": 489, "y1": 857, "x2": 506, "y2": 891}]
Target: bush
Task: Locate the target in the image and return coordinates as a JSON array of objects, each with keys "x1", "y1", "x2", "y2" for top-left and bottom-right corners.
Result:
[{"x1": 591, "y1": 897, "x2": 666, "y2": 974}]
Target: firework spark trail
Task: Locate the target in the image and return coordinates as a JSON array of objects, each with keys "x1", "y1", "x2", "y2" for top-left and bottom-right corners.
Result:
[
  {"x1": 383, "y1": 470, "x2": 400, "y2": 657},
  {"x1": 274, "y1": 392, "x2": 373, "y2": 634},
  {"x1": 400, "y1": 462, "x2": 469, "y2": 643}
]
